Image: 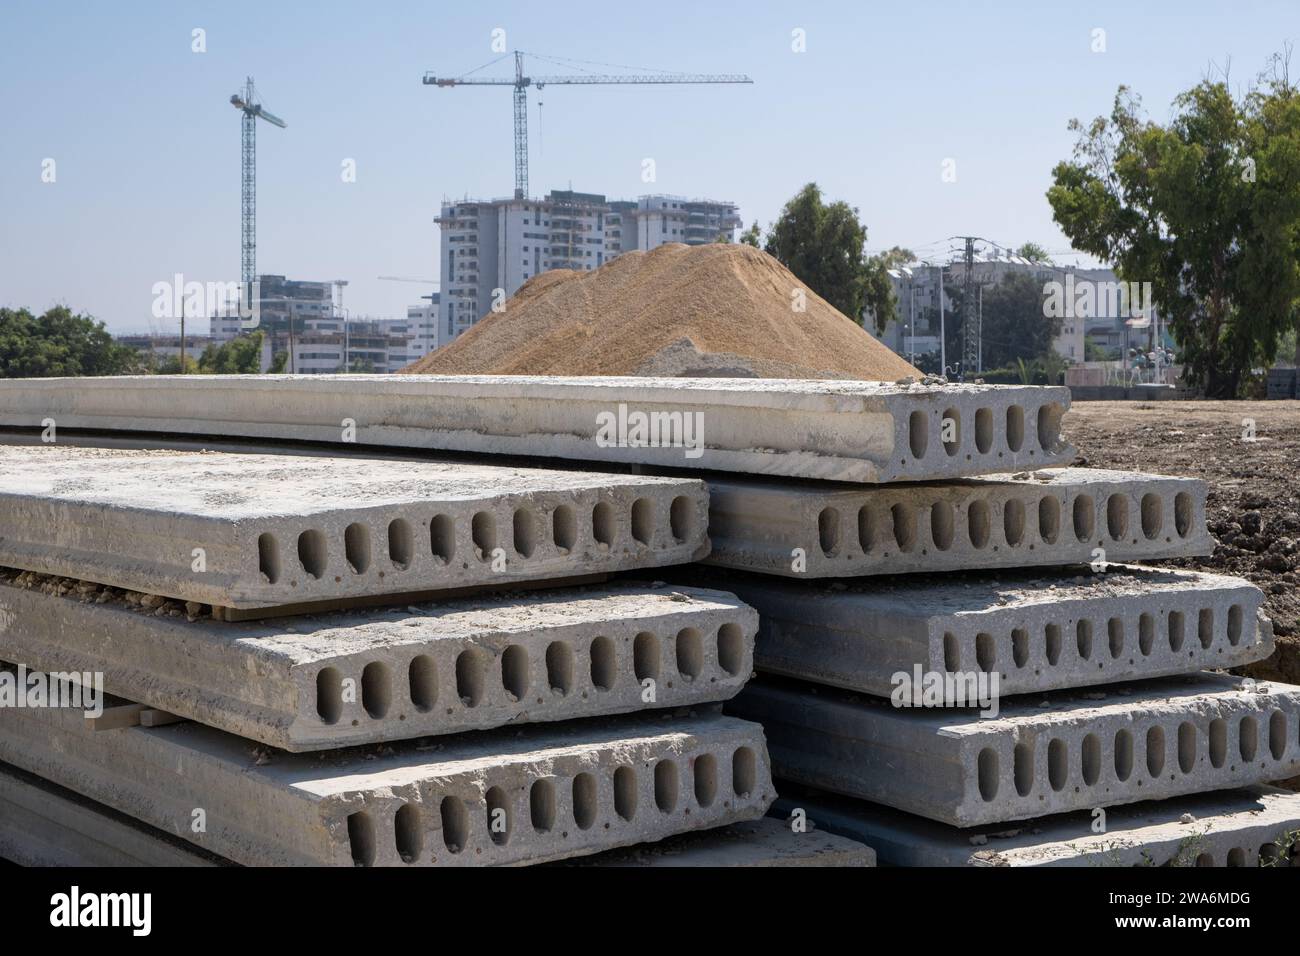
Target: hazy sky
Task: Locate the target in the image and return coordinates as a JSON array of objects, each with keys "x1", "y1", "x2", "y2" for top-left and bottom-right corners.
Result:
[{"x1": 2, "y1": 0, "x2": 1295, "y2": 332}]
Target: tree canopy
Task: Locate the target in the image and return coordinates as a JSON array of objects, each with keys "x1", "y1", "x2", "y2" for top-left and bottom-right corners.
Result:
[{"x1": 0, "y1": 306, "x2": 138, "y2": 378}]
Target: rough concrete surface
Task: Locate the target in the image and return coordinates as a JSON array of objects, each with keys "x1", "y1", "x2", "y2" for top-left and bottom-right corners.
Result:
[
  {"x1": 728, "y1": 672, "x2": 1300, "y2": 827},
  {"x1": 0, "y1": 375, "x2": 1073, "y2": 483},
  {"x1": 0, "y1": 762, "x2": 227, "y2": 867},
  {"x1": 695, "y1": 565, "x2": 1269, "y2": 696},
  {"x1": 572, "y1": 816, "x2": 875, "y2": 867},
  {"x1": 704, "y1": 467, "x2": 1210, "y2": 577},
  {"x1": 0, "y1": 444, "x2": 708, "y2": 609},
  {"x1": 0, "y1": 687, "x2": 774, "y2": 866},
  {"x1": 773, "y1": 784, "x2": 1300, "y2": 867},
  {"x1": 0, "y1": 572, "x2": 756, "y2": 750}
]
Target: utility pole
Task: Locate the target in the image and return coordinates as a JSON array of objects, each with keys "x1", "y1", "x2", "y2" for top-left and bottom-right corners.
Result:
[
  {"x1": 936, "y1": 264, "x2": 946, "y2": 376},
  {"x1": 960, "y1": 236, "x2": 978, "y2": 380}
]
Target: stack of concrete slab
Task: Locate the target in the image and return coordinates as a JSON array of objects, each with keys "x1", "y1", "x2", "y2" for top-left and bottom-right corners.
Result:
[{"x1": 0, "y1": 444, "x2": 789, "y2": 866}]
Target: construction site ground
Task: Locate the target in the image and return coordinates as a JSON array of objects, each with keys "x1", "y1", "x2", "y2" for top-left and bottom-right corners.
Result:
[{"x1": 1065, "y1": 400, "x2": 1300, "y2": 683}]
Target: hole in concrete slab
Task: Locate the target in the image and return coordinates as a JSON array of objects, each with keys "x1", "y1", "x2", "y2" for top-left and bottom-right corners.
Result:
[
  {"x1": 975, "y1": 633, "x2": 995, "y2": 672},
  {"x1": 968, "y1": 500, "x2": 991, "y2": 549},
  {"x1": 975, "y1": 408, "x2": 993, "y2": 453},
  {"x1": 1082, "y1": 734, "x2": 1101, "y2": 786},
  {"x1": 1106, "y1": 494, "x2": 1128, "y2": 541},
  {"x1": 614, "y1": 766, "x2": 637, "y2": 821},
  {"x1": 1014, "y1": 742, "x2": 1033, "y2": 796},
  {"x1": 257, "y1": 533, "x2": 281, "y2": 584},
  {"x1": 1259, "y1": 843, "x2": 1283, "y2": 865},
  {"x1": 1198, "y1": 608, "x2": 1214, "y2": 649},
  {"x1": 552, "y1": 505, "x2": 577, "y2": 551},
  {"x1": 572, "y1": 773, "x2": 598, "y2": 830},
  {"x1": 977, "y1": 748, "x2": 999, "y2": 801},
  {"x1": 471, "y1": 512, "x2": 497, "y2": 561},
  {"x1": 943, "y1": 632, "x2": 960, "y2": 672},
  {"x1": 1270, "y1": 710, "x2": 1288, "y2": 760},
  {"x1": 1048, "y1": 739, "x2": 1067, "y2": 791},
  {"x1": 1045, "y1": 624, "x2": 1062, "y2": 665},
  {"x1": 344, "y1": 523, "x2": 371, "y2": 574},
  {"x1": 633, "y1": 632, "x2": 660, "y2": 683},
  {"x1": 387, "y1": 519, "x2": 413, "y2": 570},
  {"x1": 1240, "y1": 715, "x2": 1259, "y2": 762},
  {"x1": 1195, "y1": 852, "x2": 1215, "y2": 867},
  {"x1": 592, "y1": 502, "x2": 615, "y2": 548},
  {"x1": 891, "y1": 504, "x2": 916, "y2": 552},
  {"x1": 694, "y1": 753, "x2": 718, "y2": 807},
  {"x1": 857, "y1": 506, "x2": 875, "y2": 553},
  {"x1": 455, "y1": 649, "x2": 486, "y2": 707},
  {"x1": 1226, "y1": 848, "x2": 1246, "y2": 867},
  {"x1": 1178, "y1": 722, "x2": 1197, "y2": 773},
  {"x1": 941, "y1": 408, "x2": 961, "y2": 456},
  {"x1": 501, "y1": 645, "x2": 529, "y2": 701},
  {"x1": 733, "y1": 747, "x2": 756, "y2": 797},
  {"x1": 1037, "y1": 403, "x2": 1062, "y2": 450},
  {"x1": 347, "y1": 811, "x2": 376, "y2": 866},
  {"x1": 409, "y1": 655, "x2": 437, "y2": 712},
  {"x1": 1210, "y1": 718, "x2": 1227, "y2": 768},
  {"x1": 655, "y1": 760, "x2": 678, "y2": 812},
  {"x1": 1076, "y1": 620, "x2": 1094, "y2": 660},
  {"x1": 486, "y1": 785, "x2": 511, "y2": 845},
  {"x1": 440, "y1": 796, "x2": 468, "y2": 853},
  {"x1": 394, "y1": 804, "x2": 422, "y2": 864},
  {"x1": 545, "y1": 641, "x2": 574, "y2": 696},
  {"x1": 361, "y1": 661, "x2": 392, "y2": 719},
  {"x1": 1168, "y1": 611, "x2": 1186, "y2": 652},
  {"x1": 530, "y1": 779, "x2": 556, "y2": 832},
  {"x1": 631, "y1": 498, "x2": 653, "y2": 546},
  {"x1": 1139, "y1": 613, "x2": 1155, "y2": 656},
  {"x1": 1003, "y1": 499, "x2": 1025, "y2": 547},
  {"x1": 669, "y1": 496, "x2": 694, "y2": 544},
  {"x1": 590, "y1": 635, "x2": 616, "y2": 691},
  {"x1": 1072, "y1": 496, "x2": 1094, "y2": 542},
  {"x1": 818, "y1": 507, "x2": 840, "y2": 556},
  {"x1": 429, "y1": 514, "x2": 455, "y2": 564},
  {"x1": 908, "y1": 410, "x2": 928, "y2": 459},
  {"x1": 918, "y1": 500, "x2": 953, "y2": 554},
  {"x1": 1140, "y1": 494, "x2": 1162, "y2": 540},
  {"x1": 676, "y1": 627, "x2": 703, "y2": 680},
  {"x1": 1175, "y1": 492, "x2": 1193, "y2": 538},
  {"x1": 1038, "y1": 496, "x2": 1060, "y2": 544},
  {"x1": 297, "y1": 529, "x2": 327, "y2": 579},
  {"x1": 1108, "y1": 618, "x2": 1124, "y2": 659},
  {"x1": 1006, "y1": 406, "x2": 1025, "y2": 452},
  {"x1": 316, "y1": 667, "x2": 343, "y2": 725},
  {"x1": 717, "y1": 623, "x2": 744, "y2": 676},
  {"x1": 1114, "y1": 729, "x2": 1134, "y2": 781},
  {"x1": 1228, "y1": 605, "x2": 1243, "y2": 646},
  {"x1": 1012, "y1": 628, "x2": 1030, "y2": 668},
  {"x1": 513, "y1": 508, "x2": 538, "y2": 558},
  {"x1": 1146, "y1": 726, "x2": 1166, "y2": 778}
]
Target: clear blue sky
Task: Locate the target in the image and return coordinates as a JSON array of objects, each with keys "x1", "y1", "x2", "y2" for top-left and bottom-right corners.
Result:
[{"x1": 1, "y1": 0, "x2": 1295, "y2": 332}]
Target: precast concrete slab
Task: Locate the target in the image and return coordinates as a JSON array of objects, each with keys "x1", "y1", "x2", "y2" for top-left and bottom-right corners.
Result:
[
  {"x1": 0, "y1": 684, "x2": 775, "y2": 867},
  {"x1": 695, "y1": 565, "x2": 1270, "y2": 697},
  {"x1": 704, "y1": 467, "x2": 1211, "y2": 577},
  {"x1": 0, "y1": 762, "x2": 227, "y2": 867},
  {"x1": 0, "y1": 444, "x2": 708, "y2": 609},
  {"x1": 575, "y1": 816, "x2": 875, "y2": 867},
  {"x1": 0, "y1": 570, "x2": 756, "y2": 750},
  {"x1": 727, "y1": 673, "x2": 1300, "y2": 827},
  {"x1": 0, "y1": 375, "x2": 1074, "y2": 483},
  {"x1": 772, "y1": 785, "x2": 1300, "y2": 867}
]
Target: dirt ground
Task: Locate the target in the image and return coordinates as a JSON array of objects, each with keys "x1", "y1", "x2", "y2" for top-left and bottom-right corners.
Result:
[{"x1": 1065, "y1": 400, "x2": 1300, "y2": 683}]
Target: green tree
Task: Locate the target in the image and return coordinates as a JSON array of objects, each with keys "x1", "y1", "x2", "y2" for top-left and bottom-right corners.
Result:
[
  {"x1": 738, "y1": 222, "x2": 762, "y2": 248},
  {"x1": 197, "y1": 331, "x2": 267, "y2": 374},
  {"x1": 1047, "y1": 58, "x2": 1300, "y2": 396},
  {"x1": 0, "y1": 306, "x2": 138, "y2": 377},
  {"x1": 1015, "y1": 242, "x2": 1053, "y2": 264},
  {"x1": 760, "y1": 183, "x2": 894, "y2": 327}
]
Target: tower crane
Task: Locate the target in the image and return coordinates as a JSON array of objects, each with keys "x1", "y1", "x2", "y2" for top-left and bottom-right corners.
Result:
[
  {"x1": 422, "y1": 51, "x2": 751, "y2": 199},
  {"x1": 230, "y1": 77, "x2": 287, "y2": 294}
]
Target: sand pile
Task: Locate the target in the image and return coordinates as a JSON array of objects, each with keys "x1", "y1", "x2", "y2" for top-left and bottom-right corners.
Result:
[{"x1": 401, "y1": 243, "x2": 920, "y2": 380}]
